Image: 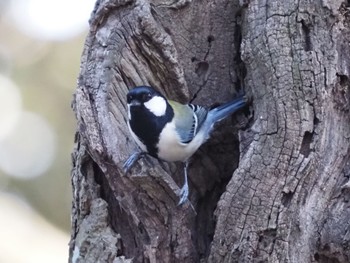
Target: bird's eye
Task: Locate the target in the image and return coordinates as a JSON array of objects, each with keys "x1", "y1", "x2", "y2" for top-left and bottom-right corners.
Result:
[{"x1": 142, "y1": 92, "x2": 152, "y2": 101}]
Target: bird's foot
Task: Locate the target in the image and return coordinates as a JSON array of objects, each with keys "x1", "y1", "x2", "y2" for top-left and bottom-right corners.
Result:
[
  {"x1": 178, "y1": 182, "x2": 196, "y2": 213},
  {"x1": 178, "y1": 182, "x2": 189, "y2": 206},
  {"x1": 123, "y1": 152, "x2": 145, "y2": 173}
]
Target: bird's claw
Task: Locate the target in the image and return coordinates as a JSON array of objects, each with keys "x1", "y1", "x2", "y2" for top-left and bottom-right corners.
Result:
[
  {"x1": 178, "y1": 182, "x2": 189, "y2": 206},
  {"x1": 177, "y1": 161, "x2": 190, "y2": 206},
  {"x1": 178, "y1": 181, "x2": 196, "y2": 213},
  {"x1": 123, "y1": 152, "x2": 144, "y2": 173}
]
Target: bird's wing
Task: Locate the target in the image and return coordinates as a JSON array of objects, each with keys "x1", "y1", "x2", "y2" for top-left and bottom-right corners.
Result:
[
  {"x1": 188, "y1": 103, "x2": 208, "y2": 132},
  {"x1": 168, "y1": 100, "x2": 208, "y2": 144}
]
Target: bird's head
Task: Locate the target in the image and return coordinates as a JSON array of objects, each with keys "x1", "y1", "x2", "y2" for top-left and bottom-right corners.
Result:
[{"x1": 127, "y1": 86, "x2": 168, "y2": 118}]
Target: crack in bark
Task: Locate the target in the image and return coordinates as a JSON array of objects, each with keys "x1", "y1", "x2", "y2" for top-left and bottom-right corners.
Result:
[{"x1": 189, "y1": 34, "x2": 213, "y2": 103}]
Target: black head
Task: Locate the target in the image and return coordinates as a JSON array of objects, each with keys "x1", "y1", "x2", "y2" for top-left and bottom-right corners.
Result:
[
  {"x1": 127, "y1": 86, "x2": 164, "y2": 105},
  {"x1": 126, "y1": 86, "x2": 174, "y2": 157}
]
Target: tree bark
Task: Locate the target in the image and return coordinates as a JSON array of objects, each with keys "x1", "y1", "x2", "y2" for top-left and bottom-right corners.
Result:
[{"x1": 70, "y1": 0, "x2": 350, "y2": 262}]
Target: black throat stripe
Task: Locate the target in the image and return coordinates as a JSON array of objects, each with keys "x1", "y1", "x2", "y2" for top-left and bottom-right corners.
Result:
[{"x1": 129, "y1": 103, "x2": 174, "y2": 158}]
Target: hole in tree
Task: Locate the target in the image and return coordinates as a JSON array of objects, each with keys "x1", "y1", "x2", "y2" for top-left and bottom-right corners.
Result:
[
  {"x1": 337, "y1": 73, "x2": 349, "y2": 86},
  {"x1": 193, "y1": 131, "x2": 241, "y2": 261},
  {"x1": 281, "y1": 191, "x2": 294, "y2": 207},
  {"x1": 301, "y1": 20, "x2": 312, "y2": 51},
  {"x1": 300, "y1": 131, "x2": 314, "y2": 157},
  {"x1": 314, "y1": 116, "x2": 320, "y2": 126},
  {"x1": 207, "y1": 35, "x2": 215, "y2": 43},
  {"x1": 195, "y1": 61, "x2": 209, "y2": 78},
  {"x1": 314, "y1": 253, "x2": 320, "y2": 261}
]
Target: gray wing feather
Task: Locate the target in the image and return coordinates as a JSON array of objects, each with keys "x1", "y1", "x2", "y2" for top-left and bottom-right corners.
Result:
[
  {"x1": 169, "y1": 100, "x2": 208, "y2": 144},
  {"x1": 178, "y1": 105, "x2": 208, "y2": 144},
  {"x1": 189, "y1": 104, "x2": 207, "y2": 133}
]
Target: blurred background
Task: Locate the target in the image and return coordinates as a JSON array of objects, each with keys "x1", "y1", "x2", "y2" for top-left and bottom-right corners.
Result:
[{"x1": 0, "y1": 0, "x2": 95, "y2": 262}]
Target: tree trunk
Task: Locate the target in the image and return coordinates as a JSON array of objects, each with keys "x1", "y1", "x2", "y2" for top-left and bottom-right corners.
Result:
[{"x1": 70, "y1": 0, "x2": 350, "y2": 262}]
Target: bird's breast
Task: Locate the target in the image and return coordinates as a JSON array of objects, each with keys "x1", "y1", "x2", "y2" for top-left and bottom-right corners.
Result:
[
  {"x1": 156, "y1": 122, "x2": 203, "y2": 162},
  {"x1": 128, "y1": 105, "x2": 172, "y2": 158}
]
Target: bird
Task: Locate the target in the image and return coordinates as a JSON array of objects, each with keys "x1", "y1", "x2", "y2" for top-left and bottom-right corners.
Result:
[{"x1": 123, "y1": 85, "x2": 247, "y2": 205}]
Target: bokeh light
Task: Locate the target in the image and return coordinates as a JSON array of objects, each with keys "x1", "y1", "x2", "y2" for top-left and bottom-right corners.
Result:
[
  {"x1": 0, "y1": 75, "x2": 22, "y2": 140},
  {"x1": 0, "y1": 111, "x2": 56, "y2": 179},
  {"x1": 8, "y1": 0, "x2": 95, "y2": 41},
  {"x1": 0, "y1": 192, "x2": 68, "y2": 263},
  {"x1": 0, "y1": 0, "x2": 95, "y2": 262}
]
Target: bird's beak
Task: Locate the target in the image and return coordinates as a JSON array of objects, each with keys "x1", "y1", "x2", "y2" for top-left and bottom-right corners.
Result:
[{"x1": 129, "y1": 100, "x2": 141, "y2": 106}]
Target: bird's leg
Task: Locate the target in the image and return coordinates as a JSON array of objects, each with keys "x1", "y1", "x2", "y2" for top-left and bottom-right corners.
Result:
[
  {"x1": 178, "y1": 161, "x2": 189, "y2": 205},
  {"x1": 123, "y1": 152, "x2": 146, "y2": 173}
]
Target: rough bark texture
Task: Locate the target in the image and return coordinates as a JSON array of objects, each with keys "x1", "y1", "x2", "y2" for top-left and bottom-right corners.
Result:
[{"x1": 70, "y1": 0, "x2": 350, "y2": 262}]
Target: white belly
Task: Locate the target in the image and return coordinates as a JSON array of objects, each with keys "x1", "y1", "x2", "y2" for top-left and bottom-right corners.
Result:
[{"x1": 156, "y1": 122, "x2": 204, "y2": 162}]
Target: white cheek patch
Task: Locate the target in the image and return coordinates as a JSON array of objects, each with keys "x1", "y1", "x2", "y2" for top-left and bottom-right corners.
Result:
[{"x1": 144, "y1": 96, "x2": 167, "y2": 117}]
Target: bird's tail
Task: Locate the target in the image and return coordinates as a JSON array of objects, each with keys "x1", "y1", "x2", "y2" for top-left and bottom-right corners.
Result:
[
  {"x1": 198, "y1": 95, "x2": 247, "y2": 142},
  {"x1": 208, "y1": 95, "x2": 247, "y2": 123}
]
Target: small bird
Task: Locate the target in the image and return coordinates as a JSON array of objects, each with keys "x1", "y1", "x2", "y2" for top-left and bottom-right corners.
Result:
[{"x1": 124, "y1": 86, "x2": 246, "y2": 205}]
